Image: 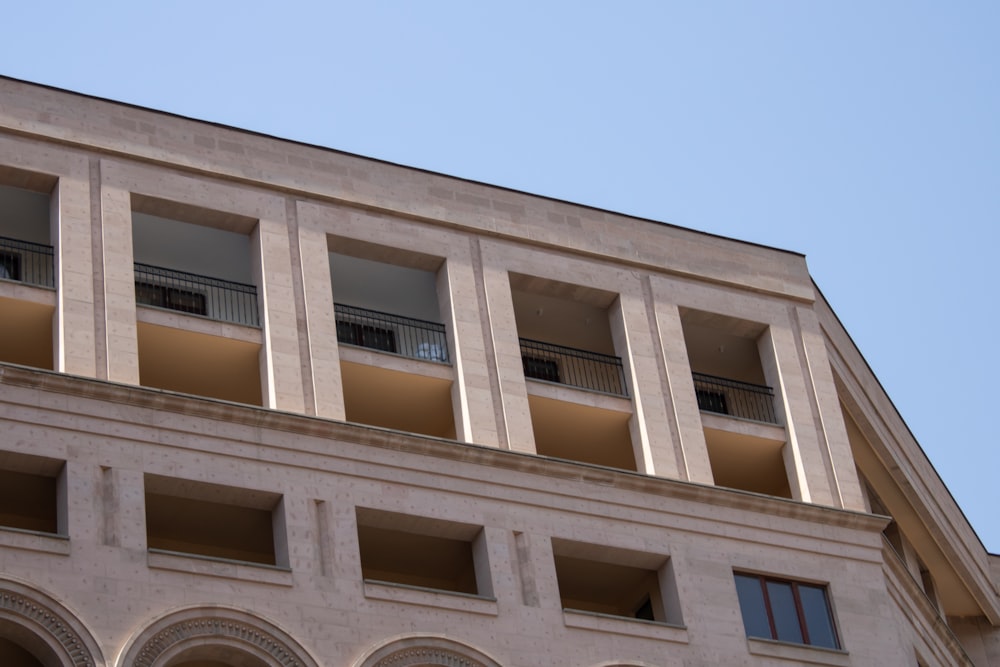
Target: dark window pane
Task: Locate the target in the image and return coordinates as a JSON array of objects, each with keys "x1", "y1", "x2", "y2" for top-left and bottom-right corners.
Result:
[
  {"x1": 766, "y1": 581, "x2": 804, "y2": 644},
  {"x1": 0, "y1": 251, "x2": 21, "y2": 281},
  {"x1": 800, "y1": 585, "x2": 839, "y2": 649},
  {"x1": 634, "y1": 597, "x2": 655, "y2": 621},
  {"x1": 523, "y1": 356, "x2": 560, "y2": 383},
  {"x1": 735, "y1": 574, "x2": 772, "y2": 639},
  {"x1": 696, "y1": 388, "x2": 728, "y2": 414}
]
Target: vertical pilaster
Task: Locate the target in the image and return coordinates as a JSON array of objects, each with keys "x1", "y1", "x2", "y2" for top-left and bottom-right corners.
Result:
[
  {"x1": 437, "y1": 244, "x2": 501, "y2": 447},
  {"x1": 794, "y1": 306, "x2": 865, "y2": 510},
  {"x1": 758, "y1": 322, "x2": 836, "y2": 506},
  {"x1": 610, "y1": 290, "x2": 682, "y2": 479},
  {"x1": 98, "y1": 177, "x2": 139, "y2": 385},
  {"x1": 253, "y1": 212, "x2": 306, "y2": 413},
  {"x1": 479, "y1": 249, "x2": 536, "y2": 453},
  {"x1": 51, "y1": 166, "x2": 97, "y2": 376},
  {"x1": 650, "y1": 299, "x2": 714, "y2": 484},
  {"x1": 295, "y1": 203, "x2": 345, "y2": 421}
]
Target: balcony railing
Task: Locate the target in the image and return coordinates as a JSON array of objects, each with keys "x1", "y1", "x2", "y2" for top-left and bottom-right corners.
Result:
[
  {"x1": 134, "y1": 263, "x2": 259, "y2": 327},
  {"x1": 519, "y1": 338, "x2": 628, "y2": 397},
  {"x1": 0, "y1": 235, "x2": 54, "y2": 288},
  {"x1": 692, "y1": 372, "x2": 778, "y2": 424},
  {"x1": 335, "y1": 303, "x2": 450, "y2": 363}
]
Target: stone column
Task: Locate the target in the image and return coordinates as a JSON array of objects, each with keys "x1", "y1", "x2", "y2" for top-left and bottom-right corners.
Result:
[
  {"x1": 51, "y1": 159, "x2": 97, "y2": 377},
  {"x1": 649, "y1": 299, "x2": 714, "y2": 484},
  {"x1": 437, "y1": 242, "x2": 502, "y2": 448},
  {"x1": 793, "y1": 305, "x2": 866, "y2": 511},
  {"x1": 97, "y1": 172, "x2": 140, "y2": 385},
  {"x1": 609, "y1": 289, "x2": 682, "y2": 479},
  {"x1": 252, "y1": 206, "x2": 306, "y2": 414},
  {"x1": 479, "y1": 242, "x2": 536, "y2": 454},
  {"x1": 758, "y1": 319, "x2": 837, "y2": 506},
  {"x1": 294, "y1": 202, "x2": 345, "y2": 421}
]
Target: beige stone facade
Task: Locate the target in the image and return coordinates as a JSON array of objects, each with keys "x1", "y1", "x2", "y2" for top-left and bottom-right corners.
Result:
[{"x1": 0, "y1": 76, "x2": 996, "y2": 666}]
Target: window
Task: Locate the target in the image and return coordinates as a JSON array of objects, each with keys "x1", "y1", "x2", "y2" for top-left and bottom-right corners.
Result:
[
  {"x1": 144, "y1": 474, "x2": 285, "y2": 567},
  {"x1": 695, "y1": 388, "x2": 728, "y2": 415},
  {"x1": 551, "y1": 538, "x2": 683, "y2": 626},
  {"x1": 734, "y1": 573, "x2": 839, "y2": 649},
  {"x1": 0, "y1": 250, "x2": 21, "y2": 281},
  {"x1": 355, "y1": 507, "x2": 491, "y2": 597},
  {"x1": 135, "y1": 281, "x2": 207, "y2": 316},
  {"x1": 522, "y1": 355, "x2": 560, "y2": 383},
  {"x1": 336, "y1": 320, "x2": 397, "y2": 353}
]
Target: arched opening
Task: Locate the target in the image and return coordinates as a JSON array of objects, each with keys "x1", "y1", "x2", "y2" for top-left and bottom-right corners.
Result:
[
  {"x1": 355, "y1": 634, "x2": 502, "y2": 667},
  {"x1": 120, "y1": 607, "x2": 318, "y2": 667},
  {"x1": 0, "y1": 634, "x2": 47, "y2": 667},
  {"x1": 0, "y1": 579, "x2": 103, "y2": 667}
]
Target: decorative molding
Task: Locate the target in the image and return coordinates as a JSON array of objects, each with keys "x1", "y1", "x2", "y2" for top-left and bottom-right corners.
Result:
[
  {"x1": 122, "y1": 608, "x2": 319, "y2": 667},
  {"x1": 132, "y1": 616, "x2": 302, "y2": 667},
  {"x1": 0, "y1": 586, "x2": 97, "y2": 666},
  {"x1": 372, "y1": 647, "x2": 487, "y2": 667},
  {"x1": 357, "y1": 635, "x2": 502, "y2": 667}
]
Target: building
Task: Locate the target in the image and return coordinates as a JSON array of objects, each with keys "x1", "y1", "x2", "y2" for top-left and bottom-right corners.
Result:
[{"x1": 0, "y1": 74, "x2": 996, "y2": 667}]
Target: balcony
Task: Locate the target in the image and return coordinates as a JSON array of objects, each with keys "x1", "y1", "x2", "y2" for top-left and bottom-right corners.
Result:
[
  {"x1": 335, "y1": 303, "x2": 450, "y2": 363},
  {"x1": 0, "y1": 236, "x2": 54, "y2": 289},
  {"x1": 519, "y1": 338, "x2": 627, "y2": 397},
  {"x1": 692, "y1": 372, "x2": 778, "y2": 424},
  {"x1": 134, "y1": 263, "x2": 259, "y2": 327}
]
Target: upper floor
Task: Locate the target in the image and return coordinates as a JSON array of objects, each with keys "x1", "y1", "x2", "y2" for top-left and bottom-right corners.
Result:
[{"x1": 0, "y1": 75, "x2": 997, "y2": 663}]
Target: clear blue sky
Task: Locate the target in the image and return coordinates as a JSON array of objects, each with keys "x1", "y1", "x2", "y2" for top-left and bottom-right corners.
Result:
[{"x1": 3, "y1": 2, "x2": 997, "y2": 551}]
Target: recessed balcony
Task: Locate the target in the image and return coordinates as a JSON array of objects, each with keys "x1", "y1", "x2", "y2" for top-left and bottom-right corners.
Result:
[
  {"x1": 134, "y1": 262, "x2": 259, "y2": 327},
  {"x1": 335, "y1": 303, "x2": 450, "y2": 363},
  {"x1": 692, "y1": 372, "x2": 778, "y2": 424},
  {"x1": 519, "y1": 338, "x2": 627, "y2": 397},
  {"x1": 0, "y1": 236, "x2": 54, "y2": 289}
]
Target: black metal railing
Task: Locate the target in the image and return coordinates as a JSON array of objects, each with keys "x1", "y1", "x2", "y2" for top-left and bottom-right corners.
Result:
[
  {"x1": 519, "y1": 338, "x2": 628, "y2": 397},
  {"x1": 692, "y1": 372, "x2": 778, "y2": 424},
  {"x1": 134, "y1": 263, "x2": 259, "y2": 327},
  {"x1": 0, "y1": 235, "x2": 55, "y2": 288},
  {"x1": 334, "y1": 303, "x2": 450, "y2": 363}
]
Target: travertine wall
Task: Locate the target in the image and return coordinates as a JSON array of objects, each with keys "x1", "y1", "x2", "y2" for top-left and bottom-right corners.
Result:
[
  {"x1": 0, "y1": 76, "x2": 994, "y2": 666},
  {"x1": 0, "y1": 367, "x2": 902, "y2": 667}
]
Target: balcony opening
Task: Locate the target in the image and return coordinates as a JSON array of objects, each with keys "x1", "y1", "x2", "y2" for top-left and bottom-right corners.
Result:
[
  {"x1": 330, "y1": 251, "x2": 449, "y2": 362},
  {"x1": 144, "y1": 474, "x2": 285, "y2": 567},
  {"x1": 528, "y1": 394, "x2": 635, "y2": 471},
  {"x1": 340, "y1": 361, "x2": 455, "y2": 438},
  {"x1": 356, "y1": 507, "x2": 491, "y2": 597},
  {"x1": 0, "y1": 296, "x2": 54, "y2": 370},
  {"x1": 0, "y1": 182, "x2": 54, "y2": 288},
  {"x1": 680, "y1": 309, "x2": 778, "y2": 424},
  {"x1": 136, "y1": 322, "x2": 262, "y2": 405},
  {"x1": 330, "y1": 243, "x2": 457, "y2": 438},
  {"x1": 131, "y1": 201, "x2": 258, "y2": 327},
  {"x1": 0, "y1": 182, "x2": 56, "y2": 370},
  {"x1": 511, "y1": 276, "x2": 626, "y2": 396},
  {"x1": 703, "y1": 427, "x2": 791, "y2": 498},
  {"x1": 551, "y1": 538, "x2": 682, "y2": 625},
  {"x1": 0, "y1": 452, "x2": 65, "y2": 535}
]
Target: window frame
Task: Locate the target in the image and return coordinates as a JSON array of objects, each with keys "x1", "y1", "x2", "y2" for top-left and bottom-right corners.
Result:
[
  {"x1": 0, "y1": 249, "x2": 22, "y2": 281},
  {"x1": 734, "y1": 572, "x2": 840, "y2": 649}
]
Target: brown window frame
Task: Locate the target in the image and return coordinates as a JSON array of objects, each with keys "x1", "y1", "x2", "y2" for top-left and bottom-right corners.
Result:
[{"x1": 734, "y1": 572, "x2": 840, "y2": 649}]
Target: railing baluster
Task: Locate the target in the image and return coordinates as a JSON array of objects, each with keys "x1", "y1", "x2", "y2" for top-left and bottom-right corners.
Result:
[
  {"x1": 334, "y1": 303, "x2": 450, "y2": 364},
  {"x1": 518, "y1": 337, "x2": 628, "y2": 397},
  {"x1": 133, "y1": 262, "x2": 259, "y2": 327},
  {"x1": 0, "y1": 235, "x2": 55, "y2": 289},
  {"x1": 692, "y1": 372, "x2": 779, "y2": 425}
]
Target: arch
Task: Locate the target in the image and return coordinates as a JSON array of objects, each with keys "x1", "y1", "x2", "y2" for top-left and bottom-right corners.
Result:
[
  {"x1": 117, "y1": 606, "x2": 319, "y2": 667},
  {"x1": 354, "y1": 634, "x2": 503, "y2": 667},
  {"x1": 0, "y1": 577, "x2": 105, "y2": 667}
]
